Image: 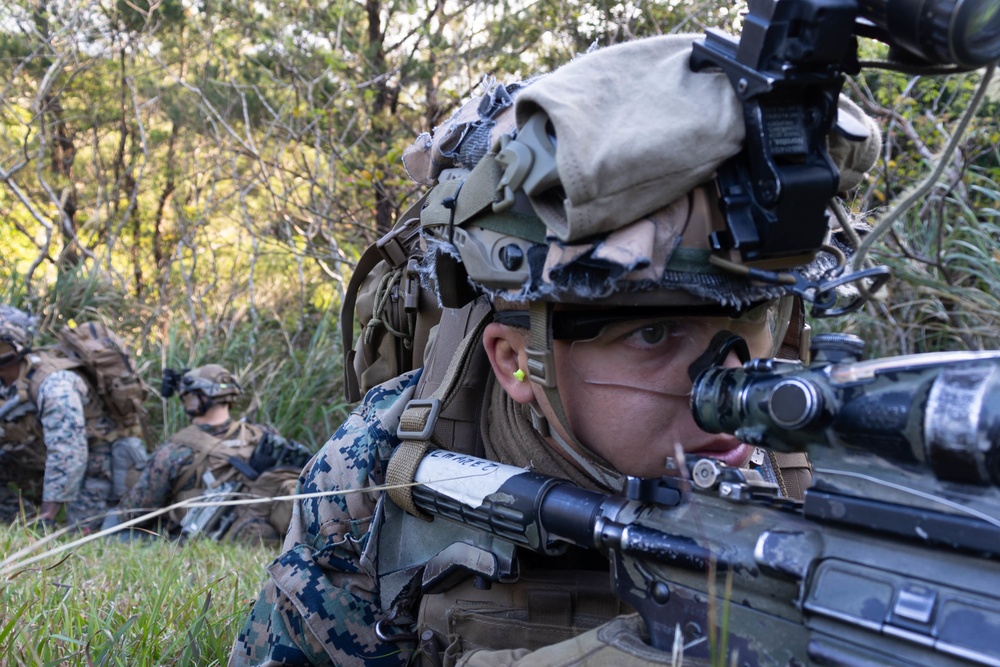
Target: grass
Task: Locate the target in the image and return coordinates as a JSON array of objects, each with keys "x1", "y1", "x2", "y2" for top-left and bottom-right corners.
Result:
[{"x1": 0, "y1": 523, "x2": 275, "y2": 666}]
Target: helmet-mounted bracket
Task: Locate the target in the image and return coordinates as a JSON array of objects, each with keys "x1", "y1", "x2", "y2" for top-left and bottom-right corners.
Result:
[
  {"x1": 690, "y1": 1, "x2": 857, "y2": 265},
  {"x1": 493, "y1": 113, "x2": 560, "y2": 214}
]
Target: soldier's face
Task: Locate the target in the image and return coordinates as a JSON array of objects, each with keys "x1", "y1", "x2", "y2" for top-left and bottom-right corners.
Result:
[
  {"x1": 487, "y1": 308, "x2": 776, "y2": 479},
  {"x1": 547, "y1": 332, "x2": 756, "y2": 478}
]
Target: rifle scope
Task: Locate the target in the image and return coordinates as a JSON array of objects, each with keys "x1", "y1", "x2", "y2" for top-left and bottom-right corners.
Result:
[
  {"x1": 691, "y1": 333, "x2": 1000, "y2": 486},
  {"x1": 856, "y1": 0, "x2": 1000, "y2": 67}
]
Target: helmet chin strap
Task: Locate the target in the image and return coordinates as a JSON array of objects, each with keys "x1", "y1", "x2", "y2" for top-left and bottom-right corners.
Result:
[
  {"x1": 528, "y1": 400, "x2": 625, "y2": 492},
  {"x1": 525, "y1": 301, "x2": 625, "y2": 493},
  {"x1": 184, "y1": 392, "x2": 214, "y2": 418}
]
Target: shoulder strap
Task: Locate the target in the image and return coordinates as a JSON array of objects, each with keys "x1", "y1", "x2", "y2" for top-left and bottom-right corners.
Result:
[
  {"x1": 386, "y1": 297, "x2": 493, "y2": 519},
  {"x1": 25, "y1": 352, "x2": 83, "y2": 404},
  {"x1": 169, "y1": 423, "x2": 235, "y2": 451},
  {"x1": 412, "y1": 297, "x2": 493, "y2": 452}
]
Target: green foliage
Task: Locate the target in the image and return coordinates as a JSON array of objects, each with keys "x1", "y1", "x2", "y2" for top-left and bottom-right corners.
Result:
[
  {"x1": 0, "y1": 3, "x2": 998, "y2": 665},
  {"x1": 0, "y1": 524, "x2": 272, "y2": 666},
  {"x1": 826, "y1": 165, "x2": 1000, "y2": 356},
  {"x1": 812, "y1": 67, "x2": 1000, "y2": 357},
  {"x1": 115, "y1": 0, "x2": 186, "y2": 34}
]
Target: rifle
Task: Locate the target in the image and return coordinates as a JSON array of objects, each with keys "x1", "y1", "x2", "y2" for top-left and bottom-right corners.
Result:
[
  {"x1": 177, "y1": 434, "x2": 311, "y2": 542},
  {"x1": 178, "y1": 471, "x2": 242, "y2": 541},
  {"x1": 384, "y1": 335, "x2": 1000, "y2": 666}
]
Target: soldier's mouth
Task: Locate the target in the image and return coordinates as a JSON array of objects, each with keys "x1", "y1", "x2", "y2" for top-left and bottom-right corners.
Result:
[{"x1": 693, "y1": 441, "x2": 753, "y2": 468}]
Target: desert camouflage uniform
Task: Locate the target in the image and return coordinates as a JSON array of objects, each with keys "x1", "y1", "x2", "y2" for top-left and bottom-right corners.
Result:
[
  {"x1": 115, "y1": 420, "x2": 234, "y2": 525},
  {"x1": 230, "y1": 371, "x2": 421, "y2": 667},
  {"x1": 0, "y1": 368, "x2": 134, "y2": 529}
]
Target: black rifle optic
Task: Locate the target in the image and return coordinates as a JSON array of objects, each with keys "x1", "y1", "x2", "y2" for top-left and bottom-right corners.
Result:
[
  {"x1": 692, "y1": 332, "x2": 1000, "y2": 486},
  {"x1": 690, "y1": 0, "x2": 1000, "y2": 315},
  {"x1": 390, "y1": 339, "x2": 1000, "y2": 665}
]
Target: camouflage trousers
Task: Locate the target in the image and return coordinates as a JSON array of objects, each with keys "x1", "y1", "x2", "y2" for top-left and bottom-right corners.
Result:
[
  {"x1": 0, "y1": 437, "x2": 144, "y2": 530},
  {"x1": 0, "y1": 443, "x2": 45, "y2": 521}
]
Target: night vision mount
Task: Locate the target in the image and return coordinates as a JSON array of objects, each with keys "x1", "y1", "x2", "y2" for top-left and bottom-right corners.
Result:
[
  {"x1": 691, "y1": 0, "x2": 1000, "y2": 315},
  {"x1": 161, "y1": 367, "x2": 190, "y2": 398}
]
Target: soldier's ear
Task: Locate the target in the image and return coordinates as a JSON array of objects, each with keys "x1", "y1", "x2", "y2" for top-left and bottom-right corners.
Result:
[{"x1": 483, "y1": 322, "x2": 534, "y2": 405}]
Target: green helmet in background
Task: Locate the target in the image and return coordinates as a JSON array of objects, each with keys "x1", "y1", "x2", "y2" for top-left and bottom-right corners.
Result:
[
  {"x1": 401, "y1": 34, "x2": 882, "y2": 489},
  {"x1": 0, "y1": 305, "x2": 37, "y2": 366},
  {"x1": 179, "y1": 364, "x2": 243, "y2": 404}
]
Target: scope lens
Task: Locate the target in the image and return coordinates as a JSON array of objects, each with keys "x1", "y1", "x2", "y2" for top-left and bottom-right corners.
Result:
[
  {"x1": 864, "y1": 0, "x2": 1000, "y2": 67},
  {"x1": 956, "y1": 0, "x2": 1000, "y2": 66}
]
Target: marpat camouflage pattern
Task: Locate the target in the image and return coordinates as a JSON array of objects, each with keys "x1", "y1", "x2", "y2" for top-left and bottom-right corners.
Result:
[{"x1": 229, "y1": 371, "x2": 420, "y2": 667}]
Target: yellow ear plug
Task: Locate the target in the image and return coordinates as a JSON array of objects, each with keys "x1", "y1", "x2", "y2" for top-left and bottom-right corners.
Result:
[{"x1": 513, "y1": 368, "x2": 526, "y2": 383}]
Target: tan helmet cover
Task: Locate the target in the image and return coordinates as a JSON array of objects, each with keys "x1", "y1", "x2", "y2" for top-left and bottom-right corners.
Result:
[
  {"x1": 513, "y1": 33, "x2": 881, "y2": 243},
  {"x1": 411, "y1": 33, "x2": 881, "y2": 310},
  {"x1": 180, "y1": 364, "x2": 243, "y2": 402},
  {"x1": 0, "y1": 305, "x2": 37, "y2": 361}
]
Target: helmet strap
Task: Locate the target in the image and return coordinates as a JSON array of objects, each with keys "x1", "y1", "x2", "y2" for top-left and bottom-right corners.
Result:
[
  {"x1": 775, "y1": 295, "x2": 811, "y2": 363},
  {"x1": 524, "y1": 302, "x2": 556, "y2": 387},
  {"x1": 524, "y1": 301, "x2": 624, "y2": 492},
  {"x1": 528, "y1": 400, "x2": 624, "y2": 492},
  {"x1": 184, "y1": 391, "x2": 214, "y2": 418}
]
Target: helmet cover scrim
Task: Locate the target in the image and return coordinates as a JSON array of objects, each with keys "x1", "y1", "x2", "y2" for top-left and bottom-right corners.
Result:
[{"x1": 414, "y1": 34, "x2": 881, "y2": 313}]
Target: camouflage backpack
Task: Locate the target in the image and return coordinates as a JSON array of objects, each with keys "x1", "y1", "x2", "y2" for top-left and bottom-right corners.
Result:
[
  {"x1": 341, "y1": 81, "x2": 524, "y2": 405},
  {"x1": 341, "y1": 195, "x2": 443, "y2": 403},
  {"x1": 30, "y1": 321, "x2": 150, "y2": 435}
]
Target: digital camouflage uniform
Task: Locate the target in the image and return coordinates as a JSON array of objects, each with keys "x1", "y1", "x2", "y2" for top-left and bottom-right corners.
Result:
[
  {"x1": 230, "y1": 371, "x2": 421, "y2": 667},
  {"x1": 0, "y1": 366, "x2": 139, "y2": 528}
]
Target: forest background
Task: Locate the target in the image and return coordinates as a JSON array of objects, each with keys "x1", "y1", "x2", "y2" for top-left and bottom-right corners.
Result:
[
  {"x1": 2, "y1": 0, "x2": 999, "y2": 445},
  {"x1": 1, "y1": 0, "x2": 999, "y2": 663}
]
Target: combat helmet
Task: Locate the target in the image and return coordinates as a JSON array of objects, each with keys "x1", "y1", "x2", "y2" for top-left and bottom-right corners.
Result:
[
  {"x1": 402, "y1": 35, "x2": 883, "y2": 488},
  {"x1": 0, "y1": 305, "x2": 37, "y2": 366},
  {"x1": 179, "y1": 364, "x2": 243, "y2": 405}
]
